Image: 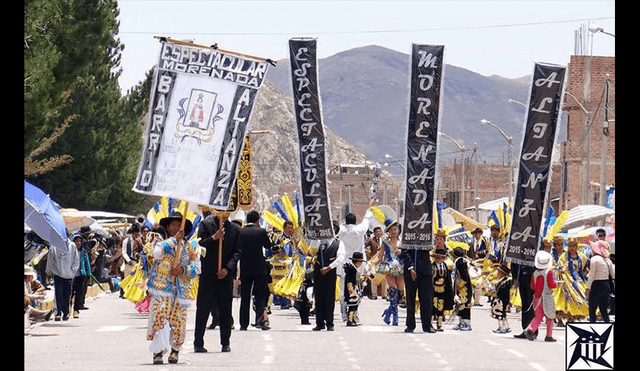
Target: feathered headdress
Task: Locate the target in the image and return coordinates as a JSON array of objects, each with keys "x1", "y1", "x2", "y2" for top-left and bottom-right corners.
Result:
[
  {"x1": 370, "y1": 205, "x2": 398, "y2": 231},
  {"x1": 146, "y1": 197, "x2": 202, "y2": 240},
  {"x1": 262, "y1": 192, "x2": 304, "y2": 233},
  {"x1": 545, "y1": 209, "x2": 569, "y2": 240},
  {"x1": 488, "y1": 201, "x2": 511, "y2": 239}
]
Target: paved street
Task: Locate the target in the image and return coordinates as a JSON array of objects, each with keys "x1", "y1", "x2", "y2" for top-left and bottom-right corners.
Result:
[{"x1": 25, "y1": 291, "x2": 570, "y2": 371}]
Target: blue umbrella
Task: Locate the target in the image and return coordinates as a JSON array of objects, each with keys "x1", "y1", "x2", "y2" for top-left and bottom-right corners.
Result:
[{"x1": 24, "y1": 180, "x2": 68, "y2": 250}]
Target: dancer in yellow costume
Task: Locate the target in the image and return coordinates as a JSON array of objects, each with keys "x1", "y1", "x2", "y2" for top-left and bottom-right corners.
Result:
[
  {"x1": 554, "y1": 237, "x2": 589, "y2": 322},
  {"x1": 121, "y1": 198, "x2": 202, "y2": 311},
  {"x1": 263, "y1": 194, "x2": 313, "y2": 307},
  {"x1": 146, "y1": 211, "x2": 199, "y2": 365}
]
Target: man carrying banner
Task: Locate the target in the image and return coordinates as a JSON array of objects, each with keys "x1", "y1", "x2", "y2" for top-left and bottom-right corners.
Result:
[
  {"x1": 400, "y1": 243, "x2": 436, "y2": 333},
  {"x1": 312, "y1": 221, "x2": 344, "y2": 331},
  {"x1": 337, "y1": 208, "x2": 373, "y2": 322},
  {"x1": 193, "y1": 212, "x2": 241, "y2": 353},
  {"x1": 504, "y1": 62, "x2": 566, "y2": 339},
  {"x1": 146, "y1": 212, "x2": 198, "y2": 364}
]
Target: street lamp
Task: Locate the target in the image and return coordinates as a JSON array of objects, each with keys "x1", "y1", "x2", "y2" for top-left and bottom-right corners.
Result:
[
  {"x1": 588, "y1": 24, "x2": 615, "y2": 38},
  {"x1": 480, "y1": 119, "x2": 514, "y2": 205},
  {"x1": 439, "y1": 132, "x2": 467, "y2": 211},
  {"x1": 508, "y1": 99, "x2": 526, "y2": 108},
  {"x1": 384, "y1": 153, "x2": 405, "y2": 170}
]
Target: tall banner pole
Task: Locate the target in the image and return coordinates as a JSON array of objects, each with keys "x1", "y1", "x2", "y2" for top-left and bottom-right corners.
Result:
[
  {"x1": 401, "y1": 44, "x2": 445, "y2": 251},
  {"x1": 288, "y1": 38, "x2": 335, "y2": 248},
  {"x1": 505, "y1": 62, "x2": 566, "y2": 266}
]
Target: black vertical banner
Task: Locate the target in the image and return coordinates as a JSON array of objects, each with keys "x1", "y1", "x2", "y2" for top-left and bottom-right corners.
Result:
[
  {"x1": 134, "y1": 69, "x2": 177, "y2": 192},
  {"x1": 209, "y1": 86, "x2": 257, "y2": 208},
  {"x1": 289, "y1": 38, "x2": 335, "y2": 242},
  {"x1": 401, "y1": 44, "x2": 445, "y2": 251},
  {"x1": 505, "y1": 62, "x2": 566, "y2": 266}
]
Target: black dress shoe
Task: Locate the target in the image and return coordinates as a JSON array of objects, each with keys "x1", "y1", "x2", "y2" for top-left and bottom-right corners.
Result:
[
  {"x1": 404, "y1": 327, "x2": 414, "y2": 333},
  {"x1": 326, "y1": 325, "x2": 334, "y2": 331},
  {"x1": 524, "y1": 329, "x2": 535, "y2": 341},
  {"x1": 239, "y1": 327, "x2": 248, "y2": 331},
  {"x1": 312, "y1": 325, "x2": 324, "y2": 331},
  {"x1": 423, "y1": 327, "x2": 437, "y2": 333},
  {"x1": 194, "y1": 346, "x2": 208, "y2": 353},
  {"x1": 513, "y1": 332, "x2": 527, "y2": 339},
  {"x1": 221, "y1": 345, "x2": 231, "y2": 353}
]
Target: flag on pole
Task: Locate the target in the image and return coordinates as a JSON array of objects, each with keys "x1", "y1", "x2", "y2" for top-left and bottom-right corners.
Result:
[{"x1": 133, "y1": 37, "x2": 272, "y2": 210}]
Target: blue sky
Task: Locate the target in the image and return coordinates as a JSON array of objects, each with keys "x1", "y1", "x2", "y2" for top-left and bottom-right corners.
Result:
[{"x1": 116, "y1": 0, "x2": 615, "y2": 94}]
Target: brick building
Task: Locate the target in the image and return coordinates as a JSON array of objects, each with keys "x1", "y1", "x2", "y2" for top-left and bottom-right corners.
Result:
[
  {"x1": 274, "y1": 56, "x2": 615, "y2": 224},
  {"x1": 327, "y1": 164, "x2": 402, "y2": 223},
  {"x1": 560, "y1": 55, "x2": 615, "y2": 210}
]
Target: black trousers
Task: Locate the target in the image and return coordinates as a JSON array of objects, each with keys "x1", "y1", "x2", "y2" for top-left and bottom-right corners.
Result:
[
  {"x1": 194, "y1": 275, "x2": 234, "y2": 347},
  {"x1": 313, "y1": 271, "x2": 336, "y2": 328},
  {"x1": 404, "y1": 271, "x2": 434, "y2": 331},
  {"x1": 239, "y1": 272, "x2": 268, "y2": 329},
  {"x1": 53, "y1": 275, "x2": 72, "y2": 317},
  {"x1": 588, "y1": 280, "x2": 611, "y2": 323},
  {"x1": 518, "y1": 270, "x2": 535, "y2": 331},
  {"x1": 71, "y1": 275, "x2": 87, "y2": 311},
  {"x1": 295, "y1": 281, "x2": 312, "y2": 324}
]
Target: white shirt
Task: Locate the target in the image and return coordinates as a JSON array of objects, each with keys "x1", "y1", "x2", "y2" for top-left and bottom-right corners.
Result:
[
  {"x1": 337, "y1": 209, "x2": 373, "y2": 276},
  {"x1": 587, "y1": 254, "x2": 615, "y2": 290}
]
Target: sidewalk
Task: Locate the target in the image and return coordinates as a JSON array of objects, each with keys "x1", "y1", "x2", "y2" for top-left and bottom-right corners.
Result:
[{"x1": 36, "y1": 280, "x2": 111, "y2": 311}]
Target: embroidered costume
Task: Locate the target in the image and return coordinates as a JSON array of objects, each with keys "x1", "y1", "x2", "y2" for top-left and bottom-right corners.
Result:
[
  {"x1": 146, "y1": 212, "x2": 199, "y2": 364},
  {"x1": 490, "y1": 263, "x2": 513, "y2": 333},
  {"x1": 451, "y1": 247, "x2": 473, "y2": 331},
  {"x1": 431, "y1": 247, "x2": 454, "y2": 331}
]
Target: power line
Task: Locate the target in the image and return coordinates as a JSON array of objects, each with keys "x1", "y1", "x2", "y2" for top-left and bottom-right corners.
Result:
[{"x1": 119, "y1": 17, "x2": 614, "y2": 36}]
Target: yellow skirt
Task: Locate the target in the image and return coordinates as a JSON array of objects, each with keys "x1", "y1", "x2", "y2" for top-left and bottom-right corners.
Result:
[{"x1": 122, "y1": 268, "x2": 147, "y2": 304}]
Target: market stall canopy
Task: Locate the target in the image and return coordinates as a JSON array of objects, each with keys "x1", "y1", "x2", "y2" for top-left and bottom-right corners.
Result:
[
  {"x1": 60, "y1": 208, "x2": 97, "y2": 233},
  {"x1": 561, "y1": 205, "x2": 615, "y2": 231},
  {"x1": 442, "y1": 207, "x2": 487, "y2": 231},
  {"x1": 64, "y1": 209, "x2": 135, "y2": 233},
  {"x1": 24, "y1": 180, "x2": 67, "y2": 250}
]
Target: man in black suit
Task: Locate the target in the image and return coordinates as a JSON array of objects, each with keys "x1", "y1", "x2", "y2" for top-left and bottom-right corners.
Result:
[
  {"x1": 238, "y1": 210, "x2": 272, "y2": 331},
  {"x1": 193, "y1": 212, "x2": 241, "y2": 353},
  {"x1": 400, "y1": 235, "x2": 436, "y2": 333},
  {"x1": 312, "y1": 221, "x2": 344, "y2": 331}
]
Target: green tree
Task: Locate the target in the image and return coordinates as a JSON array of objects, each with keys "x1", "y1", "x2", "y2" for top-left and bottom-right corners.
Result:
[{"x1": 25, "y1": 0, "x2": 153, "y2": 214}]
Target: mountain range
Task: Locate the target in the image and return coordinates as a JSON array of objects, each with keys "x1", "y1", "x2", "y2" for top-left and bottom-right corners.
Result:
[{"x1": 264, "y1": 44, "x2": 537, "y2": 169}]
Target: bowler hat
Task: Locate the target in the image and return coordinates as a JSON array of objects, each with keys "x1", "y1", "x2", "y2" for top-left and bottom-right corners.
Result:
[
  {"x1": 159, "y1": 211, "x2": 193, "y2": 236},
  {"x1": 350, "y1": 251, "x2": 364, "y2": 262}
]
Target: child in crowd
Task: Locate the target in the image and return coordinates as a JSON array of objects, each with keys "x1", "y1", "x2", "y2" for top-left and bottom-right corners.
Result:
[
  {"x1": 344, "y1": 252, "x2": 364, "y2": 326},
  {"x1": 524, "y1": 250, "x2": 558, "y2": 342},
  {"x1": 491, "y1": 263, "x2": 512, "y2": 334},
  {"x1": 431, "y1": 246, "x2": 453, "y2": 331}
]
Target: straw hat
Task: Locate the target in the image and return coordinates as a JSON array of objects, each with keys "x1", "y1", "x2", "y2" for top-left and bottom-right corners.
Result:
[
  {"x1": 534, "y1": 250, "x2": 552, "y2": 270},
  {"x1": 24, "y1": 265, "x2": 37, "y2": 277},
  {"x1": 589, "y1": 240, "x2": 610, "y2": 258}
]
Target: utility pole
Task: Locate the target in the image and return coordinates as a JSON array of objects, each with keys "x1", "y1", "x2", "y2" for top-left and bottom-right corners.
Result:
[{"x1": 599, "y1": 73, "x2": 611, "y2": 206}]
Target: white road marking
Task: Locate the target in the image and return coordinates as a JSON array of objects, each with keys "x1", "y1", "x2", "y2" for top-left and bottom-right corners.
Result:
[
  {"x1": 506, "y1": 349, "x2": 526, "y2": 358},
  {"x1": 96, "y1": 326, "x2": 129, "y2": 332}
]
